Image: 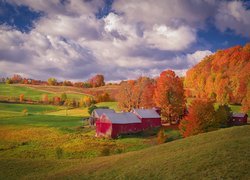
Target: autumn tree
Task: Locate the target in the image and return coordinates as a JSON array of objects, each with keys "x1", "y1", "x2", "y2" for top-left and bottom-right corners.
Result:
[
  {"x1": 154, "y1": 70, "x2": 185, "y2": 124},
  {"x1": 53, "y1": 96, "x2": 61, "y2": 105},
  {"x1": 241, "y1": 81, "x2": 250, "y2": 113},
  {"x1": 117, "y1": 77, "x2": 155, "y2": 111},
  {"x1": 19, "y1": 94, "x2": 24, "y2": 102},
  {"x1": 95, "y1": 92, "x2": 111, "y2": 103},
  {"x1": 42, "y1": 94, "x2": 49, "y2": 103},
  {"x1": 11, "y1": 74, "x2": 23, "y2": 83},
  {"x1": 47, "y1": 78, "x2": 57, "y2": 86},
  {"x1": 88, "y1": 74, "x2": 105, "y2": 87},
  {"x1": 179, "y1": 99, "x2": 216, "y2": 137},
  {"x1": 185, "y1": 43, "x2": 250, "y2": 105}
]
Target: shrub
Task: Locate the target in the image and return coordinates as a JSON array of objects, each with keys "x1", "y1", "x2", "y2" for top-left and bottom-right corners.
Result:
[
  {"x1": 22, "y1": 108, "x2": 28, "y2": 116},
  {"x1": 157, "y1": 128, "x2": 167, "y2": 144},
  {"x1": 100, "y1": 147, "x2": 110, "y2": 156},
  {"x1": 55, "y1": 147, "x2": 64, "y2": 159}
]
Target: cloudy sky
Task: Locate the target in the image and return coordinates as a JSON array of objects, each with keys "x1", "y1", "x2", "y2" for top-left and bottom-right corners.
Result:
[{"x1": 0, "y1": 0, "x2": 249, "y2": 82}]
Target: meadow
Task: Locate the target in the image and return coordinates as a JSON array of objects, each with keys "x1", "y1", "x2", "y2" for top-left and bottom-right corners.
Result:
[
  {"x1": 0, "y1": 84, "x2": 89, "y2": 101},
  {"x1": 0, "y1": 102, "x2": 178, "y2": 164},
  {"x1": 0, "y1": 125, "x2": 249, "y2": 179}
]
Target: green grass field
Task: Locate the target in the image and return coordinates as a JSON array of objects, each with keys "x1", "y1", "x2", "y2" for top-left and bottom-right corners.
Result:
[
  {"x1": 0, "y1": 84, "x2": 88, "y2": 101},
  {"x1": 0, "y1": 126, "x2": 249, "y2": 179},
  {"x1": 46, "y1": 102, "x2": 119, "y2": 117},
  {"x1": 0, "y1": 102, "x2": 160, "y2": 169}
]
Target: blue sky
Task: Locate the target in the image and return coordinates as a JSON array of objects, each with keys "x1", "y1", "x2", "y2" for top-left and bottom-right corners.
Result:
[{"x1": 0, "y1": 0, "x2": 249, "y2": 81}]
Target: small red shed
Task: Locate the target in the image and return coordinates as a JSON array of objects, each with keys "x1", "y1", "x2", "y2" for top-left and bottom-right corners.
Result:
[
  {"x1": 132, "y1": 109, "x2": 161, "y2": 129},
  {"x1": 96, "y1": 112, "x2": 142, "y2": 138},
  {"x1": 230, "y1": 113, "x2": 248, "y2": 126}
]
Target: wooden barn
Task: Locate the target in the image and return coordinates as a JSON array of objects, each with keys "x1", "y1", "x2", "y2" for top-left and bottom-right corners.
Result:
[
  {"x1": 96, "y1": 112, "x2": 142, "y2": 138},
  {"x1": 89, "y1": 109, "x2": 115, "y2": 126},
  {"x1": 229, "y1": 113, "x2": 248, "y2": 126},
  {"x1": 132, "y1": 109, "x2": 161, "y2": 129},
  {"x1": 95, "y1": 108, "x2": 162, "y2": 138}
]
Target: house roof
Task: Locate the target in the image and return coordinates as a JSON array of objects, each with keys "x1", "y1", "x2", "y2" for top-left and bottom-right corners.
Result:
[
  {"x1": 133, "y1": 109, "x2": 161, "y2": 118},
  {"x1": 104, "y1": 112, "x2": 141, "y2": 124},
  {"x1": 93, "y1": 109, "x2": 115, "y2": 118},
  {"x1": 232, "y1": 113, "x2": 248, "y2": 118}
]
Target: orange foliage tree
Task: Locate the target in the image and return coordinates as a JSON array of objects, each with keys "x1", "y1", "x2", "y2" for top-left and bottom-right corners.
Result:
[
  {"x1": 154, "y1": 70, "x2": 185, "y2": 123},
  {"x1": 185, "y1": 43, "x2": 250, "y2": 105},
  {"x1": 179, "y1": 99, "x2": 216, "y2": 137},
  {"x1": 19, "y1": 94, "x2": 24, "y2": 102},
  {"x1": 117, "y1": 77, "x2": 155, "y2": 111}
]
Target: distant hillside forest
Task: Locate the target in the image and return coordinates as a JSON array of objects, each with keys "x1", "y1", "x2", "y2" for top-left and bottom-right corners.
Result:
[{"x1": 185, "y1": 43, "x2": 250, "y2": 108}]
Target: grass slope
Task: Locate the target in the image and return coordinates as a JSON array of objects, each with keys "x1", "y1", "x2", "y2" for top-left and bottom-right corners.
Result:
[
  {"x1": 0, "y1": 84, "x2": 89, "y2": 101},
  {"x1": 46, "y1": 102, "x2": 119, "y2": 117},
  {"x1": 0, "y1": 126, "x2": 249, "y2": 179}
]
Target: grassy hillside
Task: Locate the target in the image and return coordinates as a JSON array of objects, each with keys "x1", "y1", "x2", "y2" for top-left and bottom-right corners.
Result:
[
  {"x1": 0, "y1": 84, "x2": 89, "y2": 101},
  {"x1": 46, "y1": 102, "x2": 119, "y2": 117},
  {"x1": 0, "y1": 126, "x2": 249, "y2": 179}
]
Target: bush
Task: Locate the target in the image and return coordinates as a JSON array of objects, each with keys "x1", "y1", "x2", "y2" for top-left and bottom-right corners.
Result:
[
  {"x1": 55, "y1": 147, "x2": 64, "y2": 159},
  {"x1": 157, "y1": 128, "x2": 167, "y2": 144},
  {"x1": 100, "y1": 147, "x2": 110, "y2": 156},
  {"x1": 22, "y1": 108, "x2": 28, "y2": 116}
]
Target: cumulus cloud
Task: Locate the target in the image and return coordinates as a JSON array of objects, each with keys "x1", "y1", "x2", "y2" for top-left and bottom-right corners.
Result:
[
  {"x1": 215, "y1": 1, "x2": 250, "y2": 37},
  {"x1": 144, "y1": 25, "x2": 196, "y2": 51},
  {"x1": 0, "y1": 0, "x2": 249, "y2": 81}
]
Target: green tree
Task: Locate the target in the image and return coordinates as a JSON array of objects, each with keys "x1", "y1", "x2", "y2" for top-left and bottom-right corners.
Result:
[
  {"x1": 47, "y1": 77, "x2": 57, "y2": 86},
  {"x1": 61, "y1": 93, "x2": 67, "y2": 102},
  {"x1": 215, "y1": 105, "x2": 232, "y2": 127}
]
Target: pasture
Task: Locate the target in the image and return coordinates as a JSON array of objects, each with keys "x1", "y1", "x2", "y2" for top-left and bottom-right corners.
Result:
[
  {"x1": 0, "y1": 102, "x2": 169, "y2": 164},
  {"x1": 0, "y1": 84, "x2": 90, "y2": 102},
  {"x1": 0, "y1": 125, "x2": 249, "y2": 179}
]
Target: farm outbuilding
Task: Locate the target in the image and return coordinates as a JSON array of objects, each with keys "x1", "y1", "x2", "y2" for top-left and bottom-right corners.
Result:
[
  {"x1": 89, "y1": 109, "x2": 115, "y2": 126},
  {"x1": 96, "y1": 112, "x2": 142, "y2": 138},
  {"x1": 132, "y1": 109, "x2": 161, "y2": 129},
  {"x1": 95, "y1": 108, "x2": 162, "y2": 138},
  {"x1": 229, "y1": 113, "x2": 248, "y2": 126}
]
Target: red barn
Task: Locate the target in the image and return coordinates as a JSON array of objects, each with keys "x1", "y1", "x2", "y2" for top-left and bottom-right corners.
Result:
[
  {"x1": 229, "y1": 113, "x2": 248, "y2": 126},
  {"x1": 96, "y1": 112, "x2": 142, "y2": 138},
  {"x1": 95, "y1": 108, "x2": 162, "y2": 138},
  {"x1": 132, "y1": 109, "x2": 161, "y2": 129},
  {"x1": 90, "y1": 109, "x2": 115, "y2": 126}
]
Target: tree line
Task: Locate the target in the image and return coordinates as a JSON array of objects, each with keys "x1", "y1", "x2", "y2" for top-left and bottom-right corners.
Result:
[{"x1": 2, "y1": 74, "x2": 107, "y2": 88}]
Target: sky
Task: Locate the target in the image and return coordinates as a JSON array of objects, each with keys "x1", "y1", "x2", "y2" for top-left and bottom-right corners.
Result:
[{"x1": 0, "y1": 0, "x2": 249, "y2": 82}]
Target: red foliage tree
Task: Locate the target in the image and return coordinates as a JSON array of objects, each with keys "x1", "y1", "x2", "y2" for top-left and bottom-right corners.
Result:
[
  {"x1": 88, "y1": 74, "x2": 105, "y2": 87},
  {"x1": 154, "y1": 70, "x2": 185, "y2": 123},
  {"x1": 179, "y1": 99, "x2": 216, "y2": 137}
]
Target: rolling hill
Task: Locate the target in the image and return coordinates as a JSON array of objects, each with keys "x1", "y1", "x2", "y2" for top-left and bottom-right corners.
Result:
[{"x1": 1, "y1": 125, "x2": 249, "y2": 179}]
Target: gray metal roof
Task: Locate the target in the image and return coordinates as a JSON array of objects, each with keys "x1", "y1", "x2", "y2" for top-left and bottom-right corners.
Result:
[
  {"x1": 93, "y1": 109, "x2": 115, "y2": 118},
  {"x1": 232, "y1": 113, "x2": 247, "y2": 118},
  {"x1": 104, "y1": 112, "x2": 141, "y2": 124},
  {"x1": 133, "y1": 109, "x2": 161, "y2": 118}
]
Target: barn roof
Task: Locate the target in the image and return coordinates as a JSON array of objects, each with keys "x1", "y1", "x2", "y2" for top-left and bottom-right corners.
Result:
[
  {"x1": 104, "y1": 112, "x2": 141, "y2": 124},
  {"x1": 133, "y1": 109, "x2": 161, "y2": 118},
  {"x1": 232, "y1": 113, "x2": 248, "y2": 118},
  {"x1": 93, "y1": 109, "x2": 115, "y2": 118}
]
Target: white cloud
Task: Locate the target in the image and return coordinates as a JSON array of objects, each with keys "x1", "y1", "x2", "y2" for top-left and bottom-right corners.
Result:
[
  {"x1": 215, "y1": 1, "x2": 250, "y2": 37},
  {"x1": 1, "y1": 0, "x2": 248, "y2": 81},
  {"x1": 144, "y1": 25, "x2": 196, "y2": 51},
  {"x1": 186, "y1": 50, "x2": 213, "y2": 67}
]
